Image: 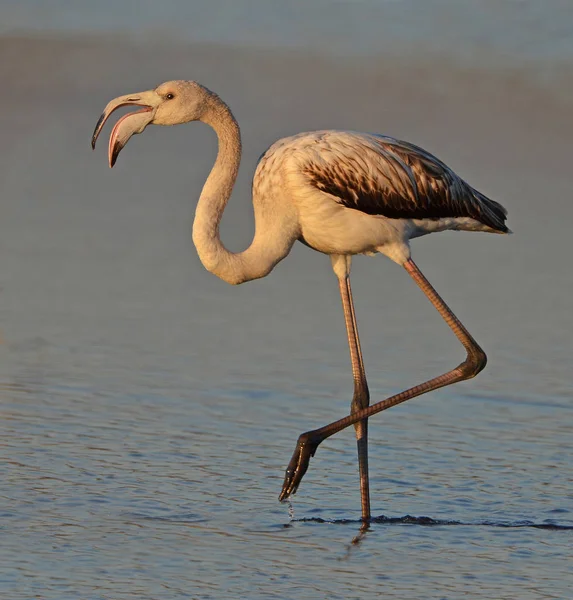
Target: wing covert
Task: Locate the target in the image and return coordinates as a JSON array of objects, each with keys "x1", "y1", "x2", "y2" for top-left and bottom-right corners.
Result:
[{"x1": 303, "y1": 133, "x2": 507, "y2": 232}]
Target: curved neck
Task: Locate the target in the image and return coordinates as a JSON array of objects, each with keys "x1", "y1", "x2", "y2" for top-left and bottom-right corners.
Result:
[{"x1": 192, "y1": 95, "x2": 290, "y2": 285}]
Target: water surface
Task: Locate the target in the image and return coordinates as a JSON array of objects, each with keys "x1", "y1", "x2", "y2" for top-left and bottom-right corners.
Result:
[{"x1": 1, "y1": 19, "x2": 572, "y2": 600}]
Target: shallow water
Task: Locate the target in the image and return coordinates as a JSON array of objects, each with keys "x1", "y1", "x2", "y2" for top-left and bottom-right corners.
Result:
[
  {"x1": 2, "y1": 0, "x2": 573, "y2": 64},
  {"x1": 1, "y1": 28, "x2": 573, "y2": 600}
]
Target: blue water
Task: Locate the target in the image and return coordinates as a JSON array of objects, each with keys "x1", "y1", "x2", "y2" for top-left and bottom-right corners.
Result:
[
  {"x1": 2, "y1": 0, "x2": 573, "y2": 63},
  {"x1": 1, "y1": 6, "x2": 573, "y2": 600}
]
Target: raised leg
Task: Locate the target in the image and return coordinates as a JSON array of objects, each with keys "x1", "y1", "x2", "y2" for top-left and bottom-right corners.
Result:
[
  {"x1": 279, "y1": 258, "x2": 487, "y2": 502},
  {"x1": 338, "y1": 273, "x2": 371, "y2": 521}
]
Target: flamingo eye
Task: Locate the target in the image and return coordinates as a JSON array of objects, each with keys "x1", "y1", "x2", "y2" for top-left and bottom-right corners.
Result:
[{"x1": 165, "y1": 93, "x2": 175, "y2": 100}]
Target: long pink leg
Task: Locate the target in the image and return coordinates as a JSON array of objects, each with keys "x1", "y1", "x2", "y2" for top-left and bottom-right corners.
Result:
[
  {"x1": 339, "y1": 274, "x2": 371, "y2": 521},
  {"x1": 279, "y1": 258, "x2": 487, "y2": 502}
]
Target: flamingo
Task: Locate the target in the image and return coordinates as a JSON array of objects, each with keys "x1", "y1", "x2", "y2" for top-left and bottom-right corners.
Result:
[{"x1": 91, "y1": 80, "x2": 509, "y2": 522}]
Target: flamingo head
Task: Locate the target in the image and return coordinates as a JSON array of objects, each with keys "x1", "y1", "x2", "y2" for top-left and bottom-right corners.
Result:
[{"x1": 91, "y1": 80, "x2": 213, "y2": 167}]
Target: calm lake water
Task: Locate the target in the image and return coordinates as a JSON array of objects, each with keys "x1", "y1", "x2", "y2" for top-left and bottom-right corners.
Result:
[
  {"x1": 1, "y1": 4, "x2": 573, "y2": 599},
  {"x1": 2, "y1": 0, "x2": 573, "y2": 64}
]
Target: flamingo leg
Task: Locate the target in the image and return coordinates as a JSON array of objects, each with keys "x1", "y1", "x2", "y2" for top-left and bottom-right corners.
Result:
[
  {"x1": 339, "y1": 274, "x2": 371, "y2": 521},
  {"x1": 279, "y1": 258, "x2": 487, "y2": 503}
]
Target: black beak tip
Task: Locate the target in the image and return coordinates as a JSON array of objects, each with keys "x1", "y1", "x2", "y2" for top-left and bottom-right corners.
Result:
[
  {"x1": 110, "y1": 143, "x2": 120, "y2": 168},
  {"x1": 91, "y1": 113, "x2": 106, "y2": 150}
]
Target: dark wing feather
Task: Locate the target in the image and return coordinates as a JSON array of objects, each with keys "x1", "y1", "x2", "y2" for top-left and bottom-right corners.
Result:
[{"x1": 304, "y1": 133, "x2": 508, "y2": 233}]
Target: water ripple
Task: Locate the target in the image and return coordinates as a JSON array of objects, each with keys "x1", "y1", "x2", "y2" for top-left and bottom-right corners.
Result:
[{"x1": 294, "y1": 515, "x2": 573, "y2": 530}]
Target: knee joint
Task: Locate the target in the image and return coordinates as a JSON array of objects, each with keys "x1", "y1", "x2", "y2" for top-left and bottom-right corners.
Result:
[
  {"x1": 460, "y1": 347, "x2": 487, "y2": 379},
  {"x1": 351, "y1": 386, "x2": 370, "y2": 413}
]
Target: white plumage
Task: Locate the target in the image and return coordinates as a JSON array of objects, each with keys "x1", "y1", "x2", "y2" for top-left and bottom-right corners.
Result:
[
  {"x1": 254, "y1": 130, "x2": 507, "y2": 265},
  {"x1": 92, "y1": 80, "x2": 510, "y2": 521}
]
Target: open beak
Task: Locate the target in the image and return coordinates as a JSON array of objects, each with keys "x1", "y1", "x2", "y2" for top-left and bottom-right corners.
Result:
[{"x1": 91, "y1": 90, "x2": 159, "y2": 167}]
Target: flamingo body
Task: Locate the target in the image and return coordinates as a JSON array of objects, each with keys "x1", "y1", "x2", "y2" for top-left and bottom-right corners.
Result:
[{"x1": 253, "y1": 130, "x2": 507, "y2": 264}]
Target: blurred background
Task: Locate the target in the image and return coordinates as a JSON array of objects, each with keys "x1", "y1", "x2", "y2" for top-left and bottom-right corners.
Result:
[{"x1": 1, "y1": 2, "x2": 572, "y2": 599}]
